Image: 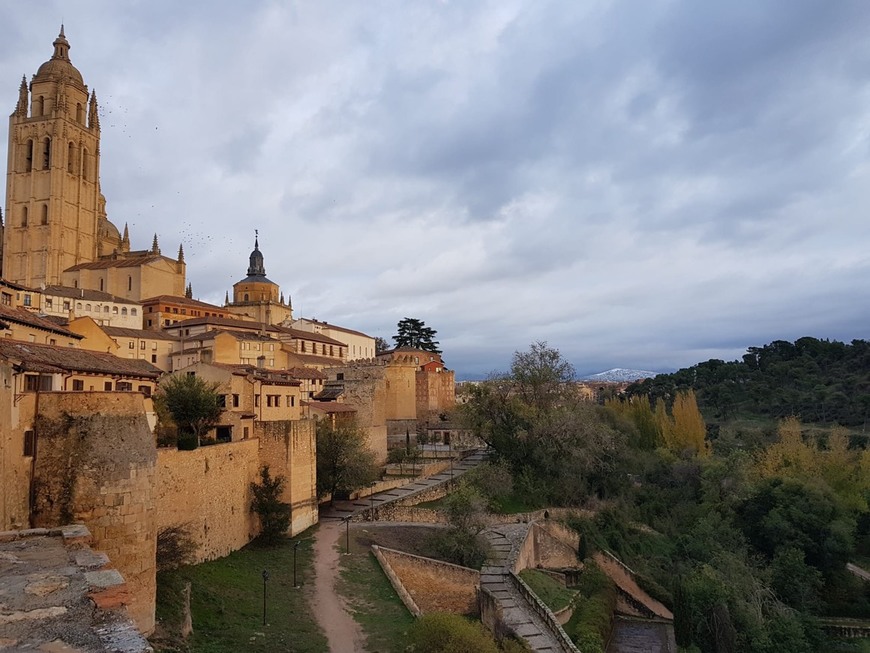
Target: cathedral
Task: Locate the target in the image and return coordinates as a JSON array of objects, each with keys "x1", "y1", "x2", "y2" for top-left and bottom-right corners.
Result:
[{"x1": 1, "y1": 27, "x2": 184, "y2": 300}]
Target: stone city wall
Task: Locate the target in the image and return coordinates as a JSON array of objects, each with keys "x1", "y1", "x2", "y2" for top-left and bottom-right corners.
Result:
[
  {"x1": 256, "y1": 419, "x2": 318, "y2": 535},
  {"x1": 30, "y1": 392, "x2": 157, "y2": 635},
  {"x1": 372, "y1": 545, "x2": 479, "y2": 616},
  {"x1": 156, "y1": 439, "x2": 261, "y2": 563}
]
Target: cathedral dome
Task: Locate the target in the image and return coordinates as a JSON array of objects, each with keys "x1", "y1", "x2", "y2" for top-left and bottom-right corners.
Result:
[{"x1": 33, "y1": 27, "x2": 85, "y2": 87}]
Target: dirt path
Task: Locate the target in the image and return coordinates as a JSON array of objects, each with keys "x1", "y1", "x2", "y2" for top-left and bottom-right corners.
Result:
[{"x1": 312, "y1": 520, "x2": 365, "y2": 652}]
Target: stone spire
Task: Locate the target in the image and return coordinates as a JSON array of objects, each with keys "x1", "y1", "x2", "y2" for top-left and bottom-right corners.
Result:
[
  {"x1": 185, "y1": 283, "x2": 193, "y2": 299},
  {"x1": 177, "y1": 243, "x2": 185, "y2": 263},
  {"x1": 224, "y1": 291, "x2": 230, "y2": 306},
  {"x1": 280, "y1": 292, "x2": 285, "y2": 305},
  {"x1": 15, "y1": 76, "x2": 28, "y2": 117},
  {"x1": 52, "y1": 25, "x2": 71, "y2": 62},
  {"x1": 121, "y1": 223, "x2": 130, "y2": 250},
  {"x1": 151, "y1": 233, "x2": 160, "y2": 255},
  {"x1": 246, "y1": 231, "x2": 266, "y2": 277},
  {"x1": 88, "y1": 91, "x2": 100, "y2": 130}
]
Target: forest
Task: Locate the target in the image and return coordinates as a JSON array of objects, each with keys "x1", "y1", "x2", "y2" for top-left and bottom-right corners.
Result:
[
  {"x1": 626, "y1": 337, "x2": 870, "y2": 429},
  {"x1": 461, "y1": 340, "x2": 870, "y2": 653}
]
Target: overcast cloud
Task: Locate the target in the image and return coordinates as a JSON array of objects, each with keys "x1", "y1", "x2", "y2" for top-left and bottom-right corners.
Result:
[{"x1": 2, "y1": 1, "x2": 870, "y2": 378}]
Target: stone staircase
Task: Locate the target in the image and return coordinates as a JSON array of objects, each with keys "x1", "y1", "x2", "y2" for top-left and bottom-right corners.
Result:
[{"x1": 480, "y1": 525, "x2": 579, "y2": 653}]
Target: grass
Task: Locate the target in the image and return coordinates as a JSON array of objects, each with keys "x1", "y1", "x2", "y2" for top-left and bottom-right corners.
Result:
[
  {"x1": 335, "y1": 528, "x2": 416, "y2": 652},
  {"x1": 152, "y1": 534, "x2": 327, "y2": 653},
  {"x1": 518, "y1": 569, "x2": 576, "y2": 613}
]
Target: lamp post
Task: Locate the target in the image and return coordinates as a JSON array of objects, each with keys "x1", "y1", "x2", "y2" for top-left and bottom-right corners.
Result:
[
  {"x1": 343, "y1": 516, "x2": 350, "y2": 555},
  {"x1": 261, "y1": 569, "x2": 269, "y2": 626},
  {"x1": 449, "y1": 438, "x2": 454, "y2": 485},
  {"x1": 370, "y1": 481, "x2": 375, "y2": 518},
  {"x1": 293, "y1": 540, "x2": 301, "y2": 588}
]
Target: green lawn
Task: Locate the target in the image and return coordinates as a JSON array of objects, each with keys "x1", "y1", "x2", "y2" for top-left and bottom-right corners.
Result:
[
  {"x1": 335, "y1": 530, "x2": 416, "y2": 652},
  {"x1": 153, "y1": 534, "x2": 327, "y2": 653},
  {"x1": 518, "y1": 569, "x2": 576, "y2": 613}
]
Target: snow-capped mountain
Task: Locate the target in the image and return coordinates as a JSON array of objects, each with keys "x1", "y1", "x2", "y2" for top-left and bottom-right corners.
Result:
[{"x1": 580, "y1": 368, "x2": 659, "y2": 382}]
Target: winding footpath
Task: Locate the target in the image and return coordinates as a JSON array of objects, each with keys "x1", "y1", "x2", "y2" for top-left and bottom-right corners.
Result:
[
  {"x1": 311, "y1": 448, "x2": 488, "y2": 652},
  {"x1": 311, "y1": 520, "x2": 365, "y2": 652}
]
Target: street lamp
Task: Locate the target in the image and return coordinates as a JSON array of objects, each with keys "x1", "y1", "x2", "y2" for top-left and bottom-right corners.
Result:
[
  {"x1": 261, "y1": 569, "x2": 269, "y2": 626},
  {"x1": 293, "y1": 540, "x2": 301, "y2": 588},
  {"x1": 343, "y1": 516, "x2": 351, "y2": 555},
  {"x1": 370, "y1": 481, "x2": 376, "y2": 518}
]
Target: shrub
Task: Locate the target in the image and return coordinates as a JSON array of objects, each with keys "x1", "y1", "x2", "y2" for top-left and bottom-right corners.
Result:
[
  {"x1": 250, "y1": 466, "x2": 291, "y2": 543},
  {"x1": 564, "y1": 561, "x2": 616, "y2": 653},
  {"x1": 405, "y1": 613, "x2": 500, "y2": 653},
  {"x1": 156, "y1": 524, "x2": 197, "y2": 571}
]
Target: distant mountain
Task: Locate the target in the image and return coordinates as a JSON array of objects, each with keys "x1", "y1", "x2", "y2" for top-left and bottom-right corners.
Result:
[{"x1": 580, "y1": 368, "x2": 659, "y2": 382}]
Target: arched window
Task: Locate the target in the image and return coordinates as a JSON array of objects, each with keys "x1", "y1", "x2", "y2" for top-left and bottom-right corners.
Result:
[
  {"x1": 21, "y1": 206, "x2": 28, "y2": 227},
  {"x1": 67, "y1": 142, "x2": 75, "y2": 173},
  {"x1": 86, "y1": 304, "x2": 91, "y2": 311},
  {"x1": 76, "y1": 302, "x2": 82, "y2": 310},
  {"x1": 131, "y1": 308, "x2": 137, "y2": 316},
  {"x1": 25, "y1": 140, "x2": 33, "y2": 172},
  {"x1": 81, "y1": 148, "x2": 89, "y2": 181},
  {"x1": 76, "y1": 103, "x2": 83, "y2": 123},
  {"x1": 244, "y1": 293, "x2": 249, "y2": 301},
  {"x1": 104, "y1": 306, "x2": 109, "y2": 313},
  {"x1": 128, "y1": 276, "x2": 132, "y2": 291},
  {"x1": 122, "y1": 308, "x2": 128, "y2": 316},
  {"x1": 34, "y1": 96, "x2": 44, "y2": 116},
  {"x1": 41, "y1": 205, "x2": 48, "y2": 225},
  {"x1": 113, "y1": 306, "x2": 118, "y2": 314},
  {"x1": 99, "y1": 278, "x2": 104, "y2": 291},
  {"x1": 43, "y1": 137, "x2": 51, "y2": 170}
]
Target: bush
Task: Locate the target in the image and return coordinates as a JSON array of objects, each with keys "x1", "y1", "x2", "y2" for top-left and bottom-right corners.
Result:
[
  {"x1": 405, "y1": 613, "x2": 500, "y2": 653},
  {"x1": 156, "y1": 524, "x2": 197, "y2": 571},
  {"x1": 250, "y1": 466, "x2": 291, "y2": 543},
  {"x1": 564, "y1": 561, "x2": 616, "y2": 653},
  {"x1": 177, "y1": 433, "x2": 198, "y2": 451}
]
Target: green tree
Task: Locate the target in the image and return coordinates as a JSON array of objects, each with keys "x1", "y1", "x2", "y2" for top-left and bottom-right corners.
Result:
[
  {"x1": 511, "y1": 340, "x2": 574, "y2": 410},
  {"x1": 374, "y1": 336, "x2": 390, "y2": 354},
  {"x1": 392, "y1": 317, "x2": 441, "y2": 353},
  {"x1": 250, "y1": 465, "x2": 291, "y2": 543},
  {"x1": 155, "y1": 373, "x2": 223, "y2": 446},
  {"x1": 315, "y1": 419, "x2": 379, "y2": 501}
]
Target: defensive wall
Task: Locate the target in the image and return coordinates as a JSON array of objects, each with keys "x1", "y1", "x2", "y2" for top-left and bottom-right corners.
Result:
[
  {"x1": 156, "y1": 419, "x2": 319, "y2": 564},
  {"x1": 29, "y1": 392, "x2": 157, "y2": 634}
]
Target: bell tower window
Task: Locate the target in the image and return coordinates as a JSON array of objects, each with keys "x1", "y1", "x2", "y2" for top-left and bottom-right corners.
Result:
[
  {"x1": 34, "y1": 96, "x2": 44, "y2": 117},
  {"x1": 41, "y1": 205, "x2": 48, "y2": 225},
  {"x1": 25, "y1": 140, "x2": 33, "y2": 172},
  {"x1": 21, "y1": 206, "x2": 28, "y2": 227},
  {"x1": 76, "y1": 103, "x2": 83, "y2": 123},
  {"x1": 43, "y1": 137, "x2": 51, "y2": 170},
  {"x1": 67, "y1": 142, "x2": 75, "y2": 173}
]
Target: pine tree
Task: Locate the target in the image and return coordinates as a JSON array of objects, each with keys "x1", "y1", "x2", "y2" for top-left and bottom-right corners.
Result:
[{"x1": 392, "y1": 317, "x2": 441, "y2": 353}]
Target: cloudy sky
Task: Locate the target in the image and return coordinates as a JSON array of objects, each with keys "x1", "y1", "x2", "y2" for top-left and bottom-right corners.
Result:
[{"x1": 2, "y1": 2, "x2": 870, "y2": 378}]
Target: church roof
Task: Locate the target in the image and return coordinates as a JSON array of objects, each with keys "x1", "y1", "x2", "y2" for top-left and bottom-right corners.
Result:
[
  {"x1": 33, "y1": 27, "x2": 85, "y2": 87},
  {"x1": 235, "y1": 235, "x2": 277, "y2": 285},
  {"x1": 64, "y1": 255, "x2": 174, "y2": 271},
  {"x1": 102, "y1": 326, "x2": 179, "y2": 341}
]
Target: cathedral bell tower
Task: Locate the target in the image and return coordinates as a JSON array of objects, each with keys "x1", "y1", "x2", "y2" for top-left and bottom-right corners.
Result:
[{"x1": 3, "y1": 27, "x2": 103, "y2": 287}]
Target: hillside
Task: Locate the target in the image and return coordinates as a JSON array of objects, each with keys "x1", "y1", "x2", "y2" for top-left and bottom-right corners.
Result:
[{"x1": 626, "y1": 337, "x2": 870, "y2": 427}]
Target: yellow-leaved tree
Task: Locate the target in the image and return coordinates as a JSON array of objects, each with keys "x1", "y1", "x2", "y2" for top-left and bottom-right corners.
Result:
[{"x1": 669, "y1": 390, "x2": 709, "y2": 456}]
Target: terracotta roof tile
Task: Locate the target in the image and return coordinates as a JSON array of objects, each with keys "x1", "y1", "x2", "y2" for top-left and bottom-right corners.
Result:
[
  {"x1": 0, "y1": 339, "x2": 161, "y2": 378},
  {"x1": 0, "y1": 305, "x2": 81, "y2": 338}
]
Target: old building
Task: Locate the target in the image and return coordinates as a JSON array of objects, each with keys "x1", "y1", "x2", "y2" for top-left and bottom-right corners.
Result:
[
  {"x1": 2, "y1": 28, "x2": 184, "y2": 298},
  {"x1": 291, "y1": 317, "x2": 376, "y2": 360},
  {"x1": 224, "y1": 236, "x2": 292, "y2": 325},
  {"x1": 42, "y1": 285, "x2": 142, "y2": 328},
  {"x1": 0, "y1": 302, "x2": 82, "y2": 346},
  {"x1": 141, "y1": 293, "x2": 237, "y2": 329}
]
